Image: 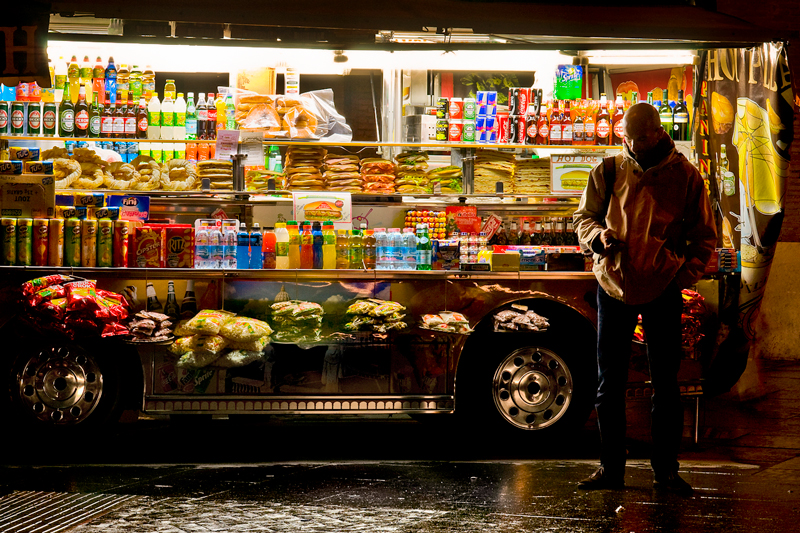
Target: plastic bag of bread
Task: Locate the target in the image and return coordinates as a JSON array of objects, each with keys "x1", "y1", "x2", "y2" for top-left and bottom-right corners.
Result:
[
  {"x1": 182, "y1": 309, "x2": 235, "y2": 335},
  {"x1": 226, "y1": 335, "x2": 270, "y2": 352},
  {"x1": 219, "y1": 316, "x2": 273, "y2": 342}
]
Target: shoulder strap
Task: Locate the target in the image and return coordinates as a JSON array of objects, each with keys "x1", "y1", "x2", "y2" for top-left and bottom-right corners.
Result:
[{"x1": 602, "y1": 156, "x2": 616, "y2": 220}]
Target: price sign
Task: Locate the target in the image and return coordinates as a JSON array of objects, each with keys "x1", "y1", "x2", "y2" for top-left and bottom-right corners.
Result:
[{"x1": 215, "y1": 129, "x2": 240, "y2": 160}]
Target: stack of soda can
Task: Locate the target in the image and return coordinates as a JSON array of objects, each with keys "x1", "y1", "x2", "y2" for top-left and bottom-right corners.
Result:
[
  {"x1": 502, "y1": 87, "x2": 542, "y2": 145},
  {"x1": 434, "y1": 91, "x2": 497, "y2": 144}
]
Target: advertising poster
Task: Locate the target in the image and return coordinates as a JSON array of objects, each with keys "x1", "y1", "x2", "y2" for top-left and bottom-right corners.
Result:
[
  {"x1": 550, "y1": 153, "x2": 603, "y2": 196},
  {"x1": 292, "y1": 191, "x2": 352, "y2": 230}
]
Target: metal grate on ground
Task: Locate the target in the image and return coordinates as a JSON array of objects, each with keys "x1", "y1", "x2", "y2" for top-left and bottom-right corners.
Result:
[{"x1": 0, "y1": 490, "x2": 140, "y2": 533}]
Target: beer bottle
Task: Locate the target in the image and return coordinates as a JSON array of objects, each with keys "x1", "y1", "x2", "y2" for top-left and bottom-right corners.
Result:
[
  {"x1": 550, "y1": 101, "x2": 562, "y2": 146},
  {"x1": 163, "y1": 280, "x2": 180, "y2": 319},
  {"x1": 552, "y1": 218, "x2": 565, "y2": 246},
  {"x1": 611, "y1": 94, "x2": 625, "y2": 145},
  {"x1": 658, "y1": 92, "x2": 674, "y2": 139},
  {"x1": 572, "y1": 100, "x2": 585, "y2": 145},
  {"x1": 561, "y1": 100, "x2": 573, "y2": 145},
  {"x1": 584, "y1": 99, "x2": 596, "y2": 145},
  {"x1": 136, "y1": 96, "x2": 148, "y2": 139},
  {"x1": 531, "y1": 220, "x2": 542, "y2": 245},
  {"x1": 101, "y1": 90, "x2": 113, "y2": 137},
  {"x1": 540, "y1": 219, "x2": 553, "y2": 245},
  {"x1": 145, "y1": 282, "x2": 162, "y2": 312},
  {"x1": 89, "y1": 91, "x2": 101, "y2": 138},
  {"x1": 536, "y1": 106, "x2": 549, "y2": 145},
  {"x1": 42, "y1": 101, "x2": 57, "y2": 136},
  {"x1": 124, "y1": 91, "x2": 136, "y2": 139},
  {"x1": 113, "y1": 90, "x2": 125, "y2": 139},
  {"x1": 672, "y1": 89, "x2": 689, "y2": 141},
  {"x1": 59, "y1": 82, "x2": 75, "y2": 137},
  {"x1": 74, "y1": 85, "x2": 89, "y2": 138},
  {"x1": 180, "y1": 279, "x2": 197, "y2": 319},
  {"x1": 595, "y1": 94, "x2": 611, "y2": 146}
]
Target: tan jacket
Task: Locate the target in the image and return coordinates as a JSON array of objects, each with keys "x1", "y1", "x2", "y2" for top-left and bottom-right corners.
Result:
[{"x1": 573, "y1": 132, "x2": 717, "y2": 305}]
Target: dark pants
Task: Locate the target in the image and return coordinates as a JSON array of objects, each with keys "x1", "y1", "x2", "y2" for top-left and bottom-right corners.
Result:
[{"x1": 595, "y1": 282, "x2": 684, "y2": 478}]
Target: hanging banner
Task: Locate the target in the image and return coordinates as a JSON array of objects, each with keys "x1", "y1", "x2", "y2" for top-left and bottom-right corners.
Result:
[
  {"x1": 700, "y1": 44, "x2": 794, "y2": 344},
  {"x1": 0, "y1": 2, "x2": 51, "y2": 87}
]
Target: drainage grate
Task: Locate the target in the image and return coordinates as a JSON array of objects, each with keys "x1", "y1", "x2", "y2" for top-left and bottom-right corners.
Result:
[{"x1": 0, "y1": 490, "x2": 140, "y2": 533}]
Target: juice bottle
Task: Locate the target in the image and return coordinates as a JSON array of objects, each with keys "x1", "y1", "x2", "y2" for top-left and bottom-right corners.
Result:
[
  {"x1": 300, "y1": 222, "x2": 313, "y2": 269},
  {"x1": 311, "y1": 222, "x2": 324, "y2": 269},
  {"x1": 116, "y1": 63, "x2": 130, "y2": 101},
  {"x1": 236, "y1": 222, "x2": 250, "y2": 269},
  {"x1": 322, "y1": 222, "x2": 336, "y2": 269},
  {"x1": 226, "y1": 95, "x2": 236, "y2": 130},
  {"x1": 249, "y1": 223, "x2": 263, "y2": 269},
  {"x1": 348, "y1": 229, "x2": 363, "y2": 269},
  {"x1": 67, "y1": 55, "x2": 80, "y2": 104},
  {"x1": 54, "y1": 56, "x2": 67, "y2": 103},
  {"x1": 163, "y1": 79, "x2": 176, "y2": 101},
  {"x1": 206, "y1": 93, "x2": 217, "y2": 139},
  {"x1": 79, "y1": 56, "x2": 92, "y2": 103},
  {"x1": 174, "y1": 93, "x2": 187, "y2": 140},
  {"x1": 215, "y1": 93, "x2": 226, "y2": 132},
  {"x1": 335, "y1": 229, "x2": 349, "y2": 269},
  {"x1": 186, "y1": 93, "x2": 197, "y2": 140},
  {"x1": 92, "y1": 56, "x2": 105, "y2": 105},
  {"x1": 147, "y1": 92, "x2": 160, "y2": 139},
  {"x1": 287, "y1": 221, "x2": 300, "y2": 269},
  {"x1": 104, "y1": 57, "x2": 117, "y2": 104},
  {"x1": 262, "y1": 227, "x2": 276, "y2": 269},
  {"x1": 363, "y1": 228, "x2": 376, "y2": 270},
  {"x1": 129, "y1": 65, "x2": 142, "y2": 101},
  {"x1": 142, "y1": 65, "x2": 156, "y2": 97},
  {"x1": 160, "y1": 94, "x2": 174, "y2": 140},
  {"x1": 275, "y1": 222, "x2": 290, "y2": 269}
]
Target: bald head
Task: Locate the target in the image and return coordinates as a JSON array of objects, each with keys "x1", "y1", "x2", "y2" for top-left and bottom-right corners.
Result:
[
  {"x1": 623, "y1": 103, "x2": 662, "y2": 132},
  {"x1": 622, "y1": 103, "x2": 665, "y2": 160}
]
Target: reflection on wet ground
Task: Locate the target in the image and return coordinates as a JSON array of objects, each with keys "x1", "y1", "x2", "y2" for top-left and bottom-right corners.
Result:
[{"x1": 1, "y1": 360, "x2": 799, "y2": 532}]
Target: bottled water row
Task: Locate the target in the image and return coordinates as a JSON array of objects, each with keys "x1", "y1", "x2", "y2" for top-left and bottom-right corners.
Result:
[{"x1": 374, "y1": 228, "x2": 418, "y2": 270}]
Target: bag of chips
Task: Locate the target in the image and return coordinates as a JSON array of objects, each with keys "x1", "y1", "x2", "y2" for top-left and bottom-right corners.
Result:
[
  {"x1": 183, "y1": 309, "x2": 235, "y2": 335},
  {"x1": 21, "y1": 275, "x2": 74, "y2": 297},
  {"x1": 226, "y1": 335, "x2": 270, "y2": 352},
  {"x1": 369, "y1": 301, "x2": 406, "y2": 317},
  {"x1": 219, "y1": 316, "x2": 273, "y2": 342},
  {"x1": 176, "y1": 350, "x2": 222, "y2": 369},
  {"x1": 65, "y1": 281, "x2": 99, "y2": 312},
  {"x1": 346, "y1": 299, "x2": 379, "y2": 315},
  {"x1": 169, "y1": 334, "x2": 228, "y2": 356}
]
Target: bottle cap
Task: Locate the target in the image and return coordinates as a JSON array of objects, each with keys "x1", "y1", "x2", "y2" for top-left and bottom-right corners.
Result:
[{"x1": 252, "y1": 223, "x2": 260, "y2": 229}]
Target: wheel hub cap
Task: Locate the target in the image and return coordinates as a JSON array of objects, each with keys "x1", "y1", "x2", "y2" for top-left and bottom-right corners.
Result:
[
  {"x1": 17, "y1": 346, "x2": 103, "y2": 425},
  {"x1": 493, "y1": 346, "x2": 573, "y2": 430}
]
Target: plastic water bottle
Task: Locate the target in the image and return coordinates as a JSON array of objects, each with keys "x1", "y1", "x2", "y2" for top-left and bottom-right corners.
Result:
[
  {"x1": 194, "y1": 223, "x2": 209, "y2": 268},
  {"x1": 374, "y1": 228, "x2": 388, "y2": 270},
  {"x1": 403, "y1": 228, "x2": 418, "y2": 271},
  {"x1": 249, "y1": 223, "x2": 263, "y2": 269},
  {"x1": 208, "y1": 225, "x2": 223, "y2": 269},
  {"x1": 275, "y1": 222, "x2": 290, "y2": 269},
  {"x1": 236, "y1": 222, "x2": 250, "y2": 269},
  {"x1": 222, "y1": 224, "x2": 237, "y2": 268},
  {"x1": 388, "y1": 228, "x2": 403, "y2": 270}
]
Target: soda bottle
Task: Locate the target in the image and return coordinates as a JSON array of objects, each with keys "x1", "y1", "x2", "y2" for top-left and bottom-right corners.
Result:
[
  {"x1": 287, "y1": 221, "x2": 301, "y2": 269},
  {"x1": 322, "y1": 222, "x2": 336, "y2": 269},
  {"x1": 403, "y1": 228, "x2": 418, "y2": 271},
  {"x1": 194, "y1": 223, "x2": 209, "y2": 268},
  {"x1": 215, "y1": 93, "x2": 226, "y2": 132},
  {"x1": 335, "y1": 229, "x2": 349, "y2": 269},
  {"x1": 415, "y1": 224, "x2": 432, "y2": 270},
  {"x1": 262, "y1": 227, "x2": 276, "y2": 269},
  {"x1": 583, "y1": 99, "x2": 597, "y2": 145},
  {"x1": 67, "y1": 55, "x2": 80, "y2": 104},
  {"x1": 129, "y1": 65, "x2": 142, "y2": 101},
  {"x1": 561, "y1": 100, "x2": 573, "y2": 145},
  {"x1": 275, "y1": 222, "x2": 290, "y2": 269},
  {"x1": 550, "y1": 101, "x2": 562, "y2": 145},
  {"x1": 74, "y1": 85, "x2": 89, "y2": 138},
  {"x1": 196, "y1": 93, "x2": 207, "y2": 139},
  {"x1": 374, "y1": 228, "x2": 388, "y2": 270},
  {"x1": 596, "y1": 94, "x2": 611, "y2": 146},
  {"x1": 300, "y1": 222, "x2": 313, "y2": 269},
  {"x1": 101, "y1": 90, "x2": 113, "y2": 137},
  {"x1": 104, "y1": 57, "x2": 117, "y2": 104},
  {"x1": 222, "y1": 223, "x2": 237, "y2": 268},
  {"x1": 163, "y1": 79, "x2": 176, "y2": 101},
  {"x1": 206, "y1": 93, "x2": 217, "y2": 139},
  {"x1": 185, "y1": 92, "x2": 197, "y2": 140},
  {"x1": 54, "y1": 56, "x2": 67, "y2": 103},
  {"x1": 89, "y1": 91, "x2": 101, "y2": 138},
  {"x1": 612, "y1": 94, "x2": 625, "y2": 145},
  {"x1": 160, "y1": 94, "x2": 174, "y2": 140},
  {"x1": 174, "y1": 93, "x2": 187, "y2": 140},
  {"x1": 236, "y1": 222, "x2": 250, "y2": 269},
  {"x1": 147, "y1": 92, "x2": 160, "y2": 139},
  {"x1": 92, "y1": 56, "x2": 105, "y2": 105},
  {"x1": 124, "y1": 91, "x2": 136, "y2": 139},
  {"x1": 226, "y1": 95, "x2": 236, "y2": 130},
  {"x1": 572, "y1": 100, "x2": 584, "y2": 145},
  {"x1": 141, "y1": 65, "x2": 155, "y2": 97},
  {"x1": 249, "y1": 223, "x2": 263, "y2": 269},
  {"x1": 186, "y1": 142, "x2": 197, "y2": 161},
  {"x1": 348, "y1": 229, "x2": 363, "y2": 269},
  {"x1": 363, "y1": 227, "x2": 376, "y2": 270},
  {"x1": 536, "y1": 105, "x2": 549, "y2": 145},
  {"x1": 136, "y1": 96, "x2": 148, "y2": 139},
  {"x1": 116, "y1": 63, "x2": 130, "y2": 101},
  {"x1": 311, "y1": 222, "x2": 324, "y2": 269}
]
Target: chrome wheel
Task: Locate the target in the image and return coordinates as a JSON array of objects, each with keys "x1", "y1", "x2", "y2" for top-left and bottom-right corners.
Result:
[
  {"x1": 492, "y1": 346, "x2": 573, "y2": 430},
  {"x1": 16, "y1": 346, "x2": 104, "y2": 425}
]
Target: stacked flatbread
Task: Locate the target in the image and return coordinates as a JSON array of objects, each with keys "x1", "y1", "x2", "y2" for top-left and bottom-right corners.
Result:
[
  {"x1": 198, "y1": 160, "x2": 234, "y2": 190},
  {"x1": 129, "y1": 311, "x2": 173, "y2": 342},
  {"x1": 323, "y1": 154, "x2": 362, "y2": 192},
  {"x1": 514, "y1": 157, "x2": 551, "y2": 194},
  {"x1": 474, "y1": 150, "x2": 516, "y2": 193},
  {"x1": 286, "y1": 146, "x2": 327, "y2": 190},
  {"x1": 395, "y1": 152, "x2": 431, "y2": 194},
  {"x1": 361, "y1": 158, "x2": 397, "y2": 194}
]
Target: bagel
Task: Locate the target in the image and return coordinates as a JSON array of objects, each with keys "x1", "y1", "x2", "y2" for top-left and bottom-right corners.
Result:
[
  {"x1": 281, "y1": 106, "x2": 318, "y2": 139},
  {"x1": 275, "y1": 96, "x2": 303, "y2": 111},
  {"x1": 237, "y1": 103, "x2": 282, "y2": 132}
]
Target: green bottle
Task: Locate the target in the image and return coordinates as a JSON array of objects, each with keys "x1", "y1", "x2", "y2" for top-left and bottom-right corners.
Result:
[
  {"x1": 416, "y1": 223, "x2": 432, "y2": 270},
  {"x1": 348, "y1": 229, "x2": 363, "y2": 269}
]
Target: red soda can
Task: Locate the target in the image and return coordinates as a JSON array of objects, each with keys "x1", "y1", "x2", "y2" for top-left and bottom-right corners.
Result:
[
  {"x1": 32, "y1": 219, "x2": 49, "y2": 266},
  {"x1": 497, "y1": 112, "x2": 510, "y2": 144},
  {"x1": 518, "y1": 88, "x2": 531, "y2": 115},
  {"x1": 516, "y1": 115, "x2": 527, "y2": 144},
  {"x1": 448, "y1": 98, "x2": 463, "y2": 120},
  {"x1": 508, "y1": 88, "x2": 519, "y2": 115}
]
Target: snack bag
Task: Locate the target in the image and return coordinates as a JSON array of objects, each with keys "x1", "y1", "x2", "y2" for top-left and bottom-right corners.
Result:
[
  {"x1": 28, "y1": 285, "x2": 67, "y2": 307},
  {"x1": 176, "y1": 351, "x2": 222, "y2": 369},
  {"x1": 346, "y1": 299, "x2": 379, "y2": 315},
  {"x1": 183, "y1": 309, "x2": 235, "y2": 335},
  {"x1": 226, "y1": 335, "x2": 270, "y2": 352},
  {"x1": 64, "y1": 281, "x2": 99, "y2": 312},
  {"x1": 173, "y1": 319, "x2": 192, "y2": 337},
  {"x1": 369, "y1": 301, "x2": 405, "y2": 317},
  {"x1": 21, "y1": 274, "x2": 74, "y2": 297},
  {"x1": 219, "y1": 316, "x2": 273, "y2": 342},
  {"x1": 214, "y1": 350, "x2": 263, "y2": 368},
  {"x1": 169, "y1": 334, "x2": 228, "y2": 356}
]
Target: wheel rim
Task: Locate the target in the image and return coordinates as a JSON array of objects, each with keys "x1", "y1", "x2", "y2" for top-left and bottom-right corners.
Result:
[
  {"x1": 15, "y1": 346, "x2": 104, "y2": 425},
  {"x1": 492, "y1": 346, "x2": 573, "y2": 430}
]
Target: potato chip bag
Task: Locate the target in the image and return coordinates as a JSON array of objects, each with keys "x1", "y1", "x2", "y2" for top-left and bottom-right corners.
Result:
[
  {"x1": 226, "y1": 335, "x2": 270, "y2": 352},
  {"x1": 219, "y1": 316, "x2": 273, "y2": 342},
  {"x1": 169, "y1": 334, "x2": 228, "y2": 356},
  {"x1": 183, "y1": 309, "x2": 235, "y2": 335}
]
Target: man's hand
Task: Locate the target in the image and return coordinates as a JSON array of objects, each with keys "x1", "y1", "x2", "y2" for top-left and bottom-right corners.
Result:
[{"x1": 599, "y1": 231, "x2": 626, "y2": 253}]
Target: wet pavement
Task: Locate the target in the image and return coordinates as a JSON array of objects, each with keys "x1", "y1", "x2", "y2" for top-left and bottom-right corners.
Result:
[{"x1": 2, "y1": 360, "x2": 799, "y2": 532}]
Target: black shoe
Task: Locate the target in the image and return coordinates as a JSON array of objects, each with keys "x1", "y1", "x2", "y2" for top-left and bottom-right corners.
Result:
[
  {"x1": 578, "y1": 467, "x2": 624, "y2": 490},
  {"x1": 654, "y1": 472, "x2": 694, "y2": 496}
]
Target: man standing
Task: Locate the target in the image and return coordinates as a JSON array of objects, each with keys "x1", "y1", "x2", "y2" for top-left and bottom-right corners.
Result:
[{"x1": 573, "y1": 103, "x2": 716, "y2": 494}]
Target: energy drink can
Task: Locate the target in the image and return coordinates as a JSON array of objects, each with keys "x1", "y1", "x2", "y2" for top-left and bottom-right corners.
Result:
[
  {"x1": 435, "y1": 97, "x2": 449, "y2": 119},
  {"x1": 1, "y1": 218, "x2": 16, "y2": 266},
  {"x1": 113, "y1": 220, "x2": 130, "y2": 267},
  {"x1": 16, "y1": 218, "x2": 33, "y2": 265},
  {"x1": 435, "y1": 119, "x2": 448, "y2": 142},
  {"x1": 81, "y1": 219, "x2": 97, "y2": 267},
  {"x1": 97, "y1": 219, "x2": 114, "y2": 267},
  {"x1": 48, "y1": 218, "x2": 64, "y2": 266},
  {"x1": 64, "y1": 219, "x2": 81, "y2": 267},
  {"x1": 32, "y1": 219, "x2": 49, "y2": 266}
]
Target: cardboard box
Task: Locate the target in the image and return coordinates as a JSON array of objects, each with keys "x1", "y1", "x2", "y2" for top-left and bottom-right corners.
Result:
[
  {"x1": 491, "y1": 251, "x2": 520, "y2": 272},
  {"x1": 433, "y1": 239, "x2": 460, "y2": 270},
  {"x1": 134, "y1": 225, "x2": 164, "y2": 268},
  {"x1": 0, "y1": 173, "x2": 56, "y2": 218},
  {"x1": 164, "y1": 225, "x2": 194, "y2": 268}
]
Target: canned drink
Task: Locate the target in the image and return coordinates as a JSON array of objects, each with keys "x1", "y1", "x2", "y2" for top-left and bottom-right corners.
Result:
[
  {"x1": 517, "y1": 115, "x2": 527, "y2": 144},
  {"x1": 508, "y1": 114, "x2": 520, "y2": 144},
  {"x1": 463, "y1": 98, "x2": 477, "y2": 120},
  {"x1": 518, "y1": 88, "x2": 531, "y2": 115},
  {"x1": 485, "y1": 116, "x2": 496, "y2": 133},
  {"x1": 0, "y1": 101, "x2": 9, "y2": 134},
  {"x1": 477, "y1": 103, "x2": 488, "y2": 117},
  {"x1": 462, "y1": 120, "x2": 476, "y2": 142},
  {"x1": 475, "y1": 115, "x2": 486, "y2": 130},
  {"x1": 487, "y1": 129, "x2": 497, "y2": 144},
  {"x1": 42, "y1": 102, "x2": 57, "y2": 136},
  {"x1": 486, "y1": 91, "x2": 498, "y2": 106},
  {"x1": 16, "y1": 218, "x2": 33, "y2": 265},
  {"x1": 27, "y1": 102, "x2": 41, "y2": 136},
  {"x1": 1, "y1": 218, "x2": 16, "y2": 266},
  {"x1": 436, "y1": 97, "x2": 449, "y2": 119},
  {"x1": 48, "y1": 218, "x2": 64, "y2": 266},
  {"x1": 10, "y1": 102, "x2": 25, "y2": 135},
  {"x1": 32, "y1": 219, "x2": 49, "y2": 266},
  {"x1": 97, "y1": 219, "x2": 114, "y2": 267},
  {"x1": 497, "y1": 113, "x2": 510, "y2": 144},
  {"x1": 64, "y1": 219, "x2": 82, "y2": 267},
  {"x1": 508, "y1": 88, "x2": 520, "y2": 115},
  {"x1": 435, "y1": 119, "x2": 449, "y2": 142},
  {"x1": 476, "y1": 128, "x2": 487, "y2": 144},
  {"x1": 448, "y1": 120, "x2": 464, "y2": 142},
  {"x1": 476, "y1": 91, "x2": 488, "y2": 106},
  {"x1": 448, "y1": 98, "x2": 463, "y2": 120},
  {"x1": 487, "y1": 104, "x2": 497, "y2": 117},
  {"x1": 81, "y1": 219, "x2": 98, "y2": 267}
]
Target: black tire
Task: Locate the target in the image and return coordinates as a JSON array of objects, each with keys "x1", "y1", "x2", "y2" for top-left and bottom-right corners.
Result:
[
  {"x1": 7, "y1": 336, "x2": 128, "y2": 433},
  {"x1": 456, "y1": 300, "x2": 597, "y2": 439}
]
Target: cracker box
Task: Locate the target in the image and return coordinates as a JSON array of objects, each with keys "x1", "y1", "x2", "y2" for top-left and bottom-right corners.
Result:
[
  {"x1": 23, "y1": 161, "x2": 53, "y2": 174},
  {"x1": 164, "y1": 224, "x2": 194, "y2": 268},
  {"x1": 134, "y1": 225, "x2": 164, "y2": 268},
  {"x1": 0, "y1": 173, "x2": 56, "y2": 218},
  {"x1": 9, "y1": 147, "x2": 40, "y2": 161}
]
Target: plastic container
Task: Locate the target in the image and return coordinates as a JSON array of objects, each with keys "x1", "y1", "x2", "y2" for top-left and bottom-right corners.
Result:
[
  {"x1": 403, "y1": 227, "x2": 418, "y2": 271},
  {"x1": 389, "y1": 228, "x2": 403, "y2": 269},
  {"x1": 147, "y1": 93, "x2": 160, "y2": 140},
  {"x1": 322, "y1": 222, "x2": 336, "y2": 269},
  {"x1": 300, "y1": 223, "x2": 313, "y2": 269},
  {"x1": 236, "y1": 222, "x2": 250, "y2": 269},
  {"x1": 349, "y1": 229, "x2": 363, "y2": 269},
  {"x1": 249, "y1": 223, "x2": 263, "y2": 269},
  {"x1": 174, "y1": 93, "x2": 186, "y2": 140},
  {"x1": 208, "y1": 224, "x2": 223, "y2": 269},
  {"x1": 222, "y1": 223, "x2": 237, "y2": 269},
  {"x1": 312, "y1": 222, "x2": 324, "y2": 269},
  {"x1": 262, "y1": 227, "x2": 276, "y2": 269},
  {"x1": 374, "y1": 228, "x2": 389, "y2": 270},
  {"x1": 287, "y1": 221, "x2": 300, "y2": 269},
  {"x1": 363, "y1": 228, "x2": 376, "y2": 270},
  {"x1": 160, "y1": 95, "x2": 174, "y2": 140}
]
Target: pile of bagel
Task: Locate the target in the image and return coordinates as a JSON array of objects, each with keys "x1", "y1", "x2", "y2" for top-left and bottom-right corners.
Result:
[{"x1": 234, "y1": 94, "x2": 319, "y2": 139}]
